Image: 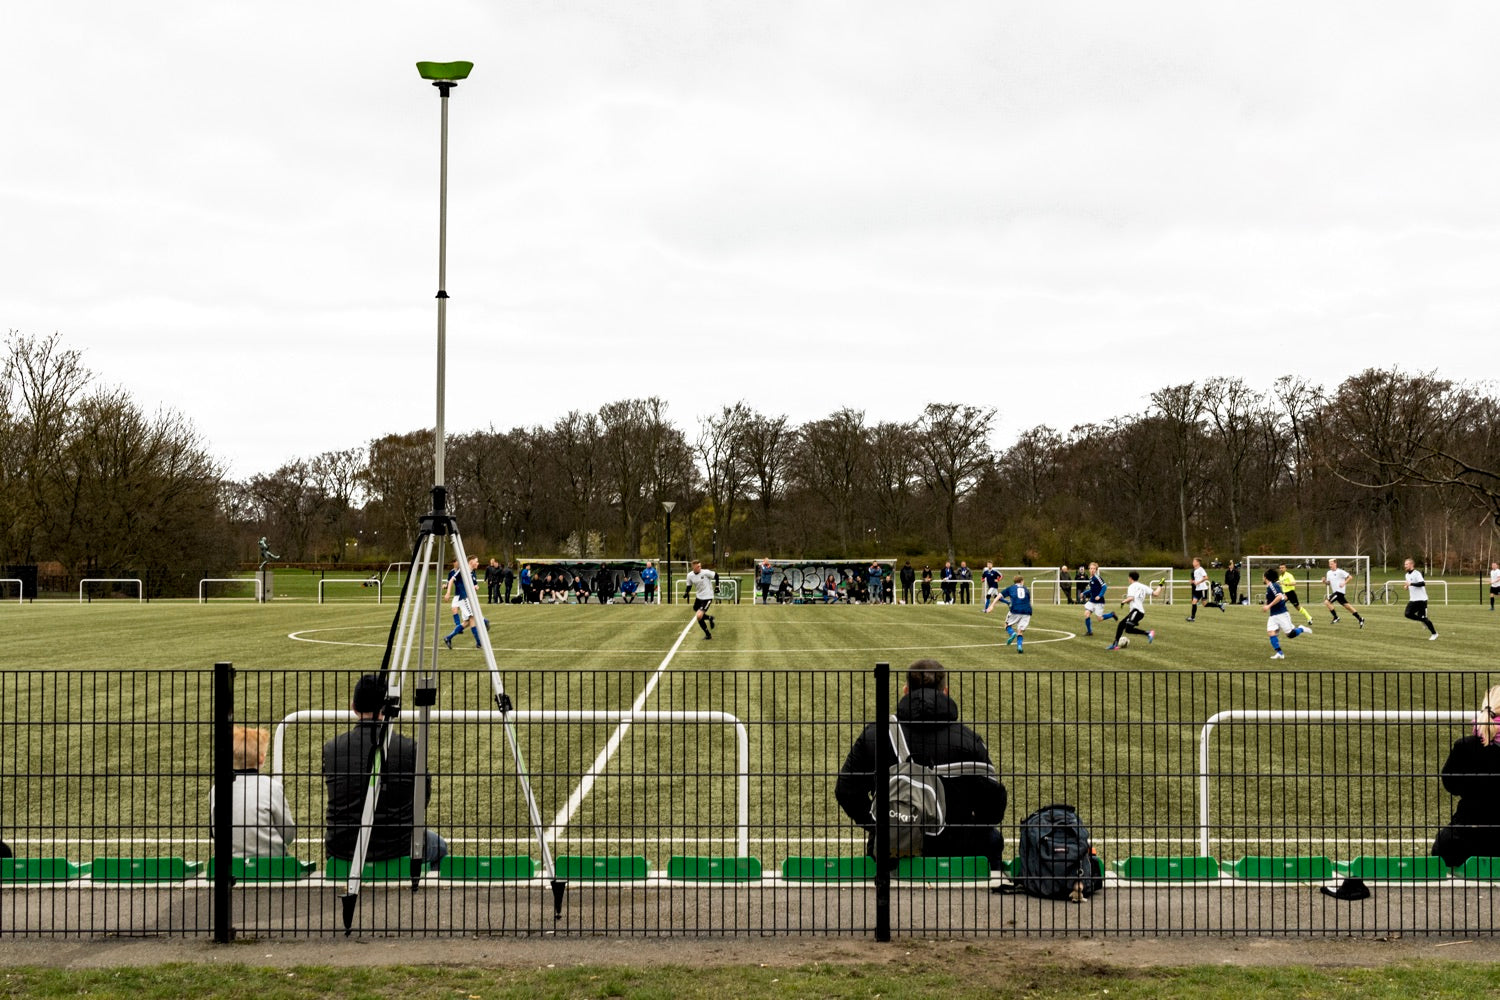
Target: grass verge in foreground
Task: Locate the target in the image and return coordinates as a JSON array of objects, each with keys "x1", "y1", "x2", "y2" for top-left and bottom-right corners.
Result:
[{"x1": 1, "y1": 960, "x2": 1498, "y2": 999}]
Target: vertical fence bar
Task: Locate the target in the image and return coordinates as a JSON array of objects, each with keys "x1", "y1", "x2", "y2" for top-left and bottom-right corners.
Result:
[
  {"x1": 212, "y1": 661, "x2": 235, "y2": 943},
  {"x1": 873, "y1": 661, "x2": 890, "y2": 942}
]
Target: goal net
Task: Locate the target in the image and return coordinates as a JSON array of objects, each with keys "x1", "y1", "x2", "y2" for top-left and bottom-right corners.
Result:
[{"x1": 1242, "y1": 555, "x2": 1371, "y2": 605}]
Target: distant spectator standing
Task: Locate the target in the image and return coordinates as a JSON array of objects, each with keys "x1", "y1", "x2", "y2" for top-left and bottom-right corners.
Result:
[
  {"x1": 758, "y1": 558, "x2": 775, "y2": 605},
  {"x1": 921, "y1": 566, "x2": 934, "y2": 604},
  {"x1": 641, "y1": 560, "x2": 659, "y2": 604},
  {"x1": 899, "y1": 561, "x2": 916, "y2": 604},
  {"x1": 519, "y1": 564, "x2": 533, "y2": 603},
  {"x1": 485, "y1": 558, "x2": 502, "y2": 605},
  {"x1": 958, "y1": 562, "x2": 973, "y2": 604},
  {"x1": 1074, "y1": 565, "x2": 1089, "y2": 605},
  {"x1": 941, "y1": 562, "x2": 956, "y2": 604},
  {"x1": 868, "y1": 561, "x2": 884, "y2": 603},
  {"x1": 594, "y1": 565, "x2": 614, "y2": 604},
  {"x1": 1489, "y1": 562, "x2": 1499, "y2": 612},
  {"x1": 501, "y1": 562, "x2": 516, "y2": 603},
  {"x1": 1060, "y1": 565, "x2": 1074, "y2": 605},
  {"x1": 1224, "y1": 561, "x2": 1241, "y2": 605}
]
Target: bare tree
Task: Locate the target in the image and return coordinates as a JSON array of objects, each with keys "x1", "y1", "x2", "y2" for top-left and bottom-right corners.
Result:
[
  {"x1": 866, "y1": 420, "x2": 919, "y2": 545},
  {"x1": 740, "y1": 411, "x2": 793, "y2": 552},
  {"x1": 793, "y1": 408, "x2": 869, "y2": 556},
  {"x1": 915, "y1": 403, "x2": 995, "y2": 565},
  {"x1": 1202, "y1": 377, "x2": 1265, "y2": 558},
  {"x1": 550, "y1": 410, "x2": 603, "y2": 556},
  {"x1": 1149, "y1": 383, "x2": 1205, "y2": 561},
  {"x1": 696, "y1": 403, "x2": 751, "y2": 567}
]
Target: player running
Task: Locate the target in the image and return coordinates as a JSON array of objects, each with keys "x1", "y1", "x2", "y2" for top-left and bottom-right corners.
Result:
[
  {"x1": 685, "y1": 559, "x2": 718, "y2": 640},
  {"x1": 984, "y1": 574, "x2": 1033, "y2": 654},
  {"x1": 1322, "y1": 558, "x2": 1366, "y2": 627},
  {"x1": 1185, "y1": 557, "x2": 1226, "y2": 621},
  {"x1": 1080, "y1": 562, "x2": 1118, "y2": 637},
  {"x1": 980, "y1": 562, "x2": 1002, "y2": 612},
  {"x1": 1277, "y1": 564, "x2": 1315, "y2": 623},
  {"x1": 1107, "y1": 571, "x2": 1158, "y2": 650},
  {"x1": 1402, "y1": 558, "x2": 1438, "y2": 640},
  {"x1": 1489, "y1": 562, "x2": 1499, "y2": 612},
  {"x1": 1263, "y1": 568, "x2": 1312, "y2": 659},
  {"x1": 442, "y1": 556, "x2": 483, "y2": 649}
]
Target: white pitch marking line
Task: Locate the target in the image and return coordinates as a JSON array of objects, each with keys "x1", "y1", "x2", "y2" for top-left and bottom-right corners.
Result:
[{"x1": 541, "y1": 614, "x2": 700, "y2": 844}]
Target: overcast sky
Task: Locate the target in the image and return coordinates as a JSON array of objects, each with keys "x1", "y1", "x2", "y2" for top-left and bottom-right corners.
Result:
[{"x1": 4, "y1": 2, "x2": 1498, "y2": 479}]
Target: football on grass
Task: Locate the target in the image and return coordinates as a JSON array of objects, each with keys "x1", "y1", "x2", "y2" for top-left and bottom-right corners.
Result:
[{"x1": 1118, "y1": 636, "x2": 1130, "y2": 648}]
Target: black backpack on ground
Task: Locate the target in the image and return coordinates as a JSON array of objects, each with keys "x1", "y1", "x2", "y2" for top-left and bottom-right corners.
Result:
[
  {"x1": 1011, "y1": 804, "x2": 1103, "y2": 901},
  {"x1": 1211, "y1": 581, "x2": 1226, "y2": 603}
]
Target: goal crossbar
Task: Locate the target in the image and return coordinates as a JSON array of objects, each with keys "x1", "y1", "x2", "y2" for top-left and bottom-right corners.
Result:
[
  {"x1": 318, "y1": 578, "x2": 383, "y2": 604},
  {"x1": 198, "y1": 577, "x2": 263, "y2": 604},
  {"x1": 1243, "y1": 555, "x2": 1370, "y2": 606},
  {"x1": 0, "y1": 578, "x2": 21, "y2": 605},
  {"x1": 78, "y1": 578, "x2": 143, "y2": 603}
]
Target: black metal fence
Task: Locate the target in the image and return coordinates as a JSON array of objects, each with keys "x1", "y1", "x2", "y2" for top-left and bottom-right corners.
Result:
[{"x1": 2, "y1": 665, "x2": 1497, "y2": 938}]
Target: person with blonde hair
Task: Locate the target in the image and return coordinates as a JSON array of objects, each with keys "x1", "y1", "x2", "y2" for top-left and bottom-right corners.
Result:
[
  {"x1": 208, "y1": 725, "x2": 297, "y2": 858},
  {"x1": 1432, "y1": 684, "x2": 1500, "y2": 869}
]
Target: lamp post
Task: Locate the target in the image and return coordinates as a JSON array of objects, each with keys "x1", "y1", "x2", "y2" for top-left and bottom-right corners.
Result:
[{"x1": 662, "y1": 501, "x2": 677, "y2": 605}]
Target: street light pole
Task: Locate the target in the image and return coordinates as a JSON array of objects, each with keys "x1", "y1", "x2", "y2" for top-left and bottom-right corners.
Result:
[{"x1": 662, "y1": 501, "x2": 677, "y2": 605}]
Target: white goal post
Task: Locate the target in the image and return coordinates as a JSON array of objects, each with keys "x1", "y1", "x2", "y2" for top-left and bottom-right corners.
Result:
[
  {"x1": 198, "y1": 577, "x2": 264, "y2": 603},
  {"x1": 318, "y1": 578, "x2": 383, "y2": 604},
  {"x1": 382, "y1": 561, "x2": 442, "y2": 589},
  {"x1": 1242, "y1": 555, "x2": 1371, "y2": 606},
  {"x1": 977, "y1": 567, "x2": 1056, "y2": 609},
  {"x1": 0, "y1": 579, "x2": 21, "y2": 605},
  {"x1": 78, "y1": 578, "x2": 143, "y2": 603}
]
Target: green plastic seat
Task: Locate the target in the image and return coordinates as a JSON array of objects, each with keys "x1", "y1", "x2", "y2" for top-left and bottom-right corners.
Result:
[
  {"x1": 0, "y1": 858, "x2": 91, "y2": 882},
  {"x1": 1108, "y1": 855, "x2": 1218, "y2": 880},
  {"x1": 439, "y1": 855, "x2": 536, "y2": 880},
  {"x1": 205, "y1": 856, "x2": 315, "y2": 881},
  {"x1": 896, "y1": 856, "x2": 991, "y2": 880},
  {"x1": 555, "y1": 855, "x2": 648, "y2": 880},
  {"x1": 1454, "y1": 857, "x2": 1500, "y2": 879},
  {"x1": 1230, "y1": 856, "x2": 1333, "y2": 881},
  {"x1": 781, "y1": 856, "x2": 875, "y2": 881},
  {"x1": 666, "y1": 856, "x2": 761, "y2": 881},
  {"x1": 322, "y1": 855, "x2": 422, "y2": 881},
  {"x1": 90, "y1": 857, "x2": 203, "y2": 882},
  {"x1": 1335, "y1": 856, "x2": 1449, "y2": 881}
]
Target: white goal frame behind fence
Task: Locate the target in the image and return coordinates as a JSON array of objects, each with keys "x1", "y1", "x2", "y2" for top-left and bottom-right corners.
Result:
[
  {"x1": 0, "y1": 579, "x2": 21, "y2": 604},
  {"x1": 1242, "y1": 555, "x2": 1371, "y2": 605},
  {"x1": 682, "y1": 577, "x2": 739, "y2": 604},
  {"x1": 272, "y1": 708, "x2": 750, "y2": 857},
  {"x1": 317, "y1": 578, "x2": 383, "y2": 604},
  {"x1": 1197, "y1": 709, "x2": 1469, "y2": 857},
  {"x1": 78, "y1": 578, "x2": 142, "y2": 603},
  {"x1": 198, "y1": 577, "x2": 264, "y2": 604},
  {"x1": 977, "y1": 568, "x2": 1056, "y2": 608},
  {"x1": 1093, "y1": 567, "x2": 1175, "y2": 605}
]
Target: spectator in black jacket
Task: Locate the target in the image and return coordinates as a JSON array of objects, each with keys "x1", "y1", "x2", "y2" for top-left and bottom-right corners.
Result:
[
  {"x1": 1433, "y1": 684, "x2": 1500, "y2": 868},
  {"x1": 1224, "y1": 561, "x2": 1242, "y2": 605},
  {"x1": 835, "y1": 659, "x2": 1007, "y2": 867},
  {"x1": 501, "y1": 563, "x2": 516, "y2": 603},
  {"x1": 322, "y1": 674, "x2": 448, "y2": 867},
  {"x1": 899, "y1": 562, "x2": 916, "y2": 604},
  {"x1": 485, "y1": 558, "x2": 502, "y2": 604}
]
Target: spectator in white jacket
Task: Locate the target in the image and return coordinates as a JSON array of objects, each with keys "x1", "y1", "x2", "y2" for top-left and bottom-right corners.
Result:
[{"x1": 209, "y1": 725, "x2": 297, "y2": 857}]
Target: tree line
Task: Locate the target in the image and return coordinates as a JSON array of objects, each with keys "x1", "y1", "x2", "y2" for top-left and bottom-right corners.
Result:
[{"x1": 6, "y1": 330, "x2": 1500, "y2": 592}]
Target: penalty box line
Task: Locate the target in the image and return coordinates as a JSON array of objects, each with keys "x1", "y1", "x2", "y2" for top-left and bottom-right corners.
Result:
[{"x1": 542, "y1": 613, "x2": 700, "y2": 844}]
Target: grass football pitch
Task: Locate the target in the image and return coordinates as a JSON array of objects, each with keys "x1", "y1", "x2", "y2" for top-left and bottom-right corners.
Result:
[{"x1": 2, "y1": 588, "x2": 1498, "y2": 874}]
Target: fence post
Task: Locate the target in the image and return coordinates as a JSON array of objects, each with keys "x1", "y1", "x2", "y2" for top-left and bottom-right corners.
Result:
[
  {"x1": 874, "y1": 660, "x2": 891, "y2": 942},
  {"x1": 212, "y1": 661, "x2": 235, "y2": 943}
]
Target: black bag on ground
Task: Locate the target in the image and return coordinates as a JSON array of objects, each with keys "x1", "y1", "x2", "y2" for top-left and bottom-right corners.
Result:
[
  {"x1": 1013, "y1": 804, "x2": 1103, "y2": 900},
  {"x1": 1211, "y1": 581, "x2": 1225, "y2": 603}
]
